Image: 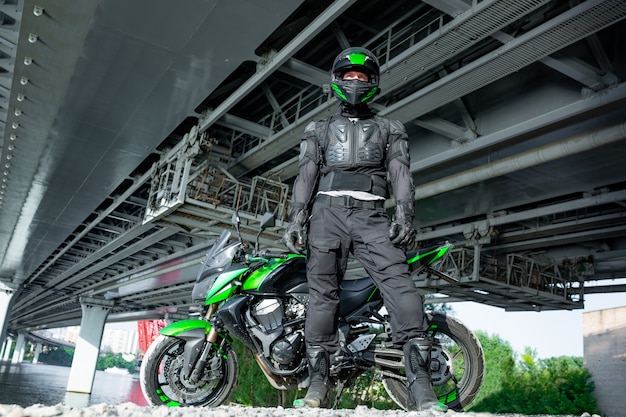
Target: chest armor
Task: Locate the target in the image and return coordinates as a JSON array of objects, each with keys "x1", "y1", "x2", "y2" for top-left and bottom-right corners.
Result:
[{"x1": 323, "y1": 117, "x2": 387, "y2": 169}]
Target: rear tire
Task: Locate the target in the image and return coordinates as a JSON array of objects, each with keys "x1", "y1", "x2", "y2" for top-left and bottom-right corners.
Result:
[
  {"x1": 140, "y1": 334, "x2": 238, "y2": 407},
  {"x1": 382, "y1": 312, "x2": 484, "y2": 411}
]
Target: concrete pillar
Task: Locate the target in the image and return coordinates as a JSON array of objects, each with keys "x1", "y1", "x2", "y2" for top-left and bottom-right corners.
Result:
[
  {"x1": 1, "y1": 337, "x2": 12, "y2": 361},
  {"x1": 0, "y1": 284, "x2": 16, "y2": 351},
  {"x1": 11, "y1": 332, "x2": 26, "y2": 363},
  {"x1": 33, "y1": 342, "x2": 42, "y2": 364},
  {"x1": 66, "y1": 297, "x2": 114, "y2": 394}
]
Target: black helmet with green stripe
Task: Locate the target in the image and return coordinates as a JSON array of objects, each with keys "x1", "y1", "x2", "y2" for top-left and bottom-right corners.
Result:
[{"x1": 331, "y1": 47, "x2": 380, "y2": 106}]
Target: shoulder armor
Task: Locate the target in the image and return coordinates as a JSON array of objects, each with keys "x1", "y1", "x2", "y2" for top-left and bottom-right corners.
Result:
[
  {"x1": 387, "y1": 119, "x2": 410, "y2": 165},
  {"x1": 304, "y1": 121, "x2": 316, "y2": 133},
  {"x1": 299, "y1": 121, "x2": 322, "y2": 166},
  {"x1": 389, "y1": 119, "x2": 407, "y2": 136}
]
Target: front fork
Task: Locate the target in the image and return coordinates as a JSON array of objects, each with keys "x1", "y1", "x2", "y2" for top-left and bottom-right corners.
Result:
[
  {"x1": 184, "y1": 305, "x2": 221, "y2": 383},
  {"x1": 185, "y1": 329, "x2": 220, "y2": 383}
]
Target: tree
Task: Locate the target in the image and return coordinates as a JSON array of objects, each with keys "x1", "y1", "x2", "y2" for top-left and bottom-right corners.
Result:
[
  {"x1": 468, "y1": 335, "x2": 597, "y2": 414},
  {"x1": 96, "y1": 351, "x2": 137, "y2": 374},
  {"x1": 466, "y1": 331, "x2": 516, "y2": 409},
  {"x1": 38, "y1": 346, "x2": 74, "y2": 366}
]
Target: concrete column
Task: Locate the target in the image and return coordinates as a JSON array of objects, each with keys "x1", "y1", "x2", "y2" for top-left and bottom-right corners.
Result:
[
  {"x1": 11, "y1": 332, "x2": 26, "y2": 363},
  {"x1": 32, "y1": 343, "x2": 42, "y2": 364},
  {"x1": 66, "y1": 297, "x2": 114, "y2": 394},
  {"x1": 1, "y1": 337, "x2": 12, "y2": 361},
  {"x1": 0, "y1": 284, "x2": 16, "y2": 350}
]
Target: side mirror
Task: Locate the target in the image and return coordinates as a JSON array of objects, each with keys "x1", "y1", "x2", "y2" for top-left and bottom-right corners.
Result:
[
  {"x1": 254, "y1": 212, "x2": 275, "y2": 254},
  {"x1": 232, "y1": 211, "x2": 244, "y2": 243}
]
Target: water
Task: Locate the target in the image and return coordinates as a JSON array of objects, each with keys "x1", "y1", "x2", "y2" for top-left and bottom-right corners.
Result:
[{"x1": 0, "y1": 362, "x2": 148, "y2": 407}]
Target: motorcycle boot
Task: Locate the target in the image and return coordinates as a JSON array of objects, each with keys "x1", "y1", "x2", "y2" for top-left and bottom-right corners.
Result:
[
  {"x1": 294, "y1": 346, "x2": 330, "y2": 408},
  {"x1": 404, "y1": 337, "x2": 448, "y2": 412}
]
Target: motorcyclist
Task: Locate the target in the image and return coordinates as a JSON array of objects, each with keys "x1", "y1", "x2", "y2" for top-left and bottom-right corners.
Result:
[{"x1": 283, "y1": 47, "x2": 448, "y2": 412}]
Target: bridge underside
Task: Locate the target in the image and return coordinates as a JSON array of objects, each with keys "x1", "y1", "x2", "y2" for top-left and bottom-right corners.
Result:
[{"x1": 0, "y1": 0, "x2": 625, "y2": 331}]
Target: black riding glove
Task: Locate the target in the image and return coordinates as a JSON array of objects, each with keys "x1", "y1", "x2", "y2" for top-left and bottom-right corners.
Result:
[
  {"x1": 283, "y1": 204, "x2": 308, "y2": 253},
  {"x1": 389, "y1": 199, "x2": 417, "y2": 248}
]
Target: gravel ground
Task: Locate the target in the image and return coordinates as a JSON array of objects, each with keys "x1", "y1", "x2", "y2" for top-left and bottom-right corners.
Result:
[{"x1": 0, "y1": 403, "x2": 594, "y2": 417}]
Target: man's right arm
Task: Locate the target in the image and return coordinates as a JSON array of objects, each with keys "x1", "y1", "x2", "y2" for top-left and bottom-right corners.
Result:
[
  {"x1": 291, "y1": 121, "x2": 321, "y2": 209},
  {"x1": 283, "y1": 122, "x2": 320, "y2": 253}
]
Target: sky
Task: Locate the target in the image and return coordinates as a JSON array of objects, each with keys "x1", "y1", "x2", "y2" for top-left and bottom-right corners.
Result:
[
  {"x1": 448, "y1": 291, "x2": 625, "y2": 359},
  {"x1": 107, "y1": 289, "x2": 625, "y2": 360}
]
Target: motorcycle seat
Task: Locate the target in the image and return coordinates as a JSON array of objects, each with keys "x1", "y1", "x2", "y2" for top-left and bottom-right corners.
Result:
[{"x1": 340, "y1": 277, "x2": 375, "y2": 293}]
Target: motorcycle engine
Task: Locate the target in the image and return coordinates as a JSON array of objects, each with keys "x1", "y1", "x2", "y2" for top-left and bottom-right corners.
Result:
[
  {"x1": 272, "y1": 333, "x2": 303, "y2": 364},
  {"x1": 251, "y1": 297, "x2": 307, "y2": 369},
  {"x1": 253, "y1": 298, "x2": 283, "y2": 330}
]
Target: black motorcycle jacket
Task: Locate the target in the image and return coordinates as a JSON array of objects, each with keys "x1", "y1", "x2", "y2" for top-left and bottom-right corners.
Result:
[{"x1": 291, "y1": 104, "x2": 415, "y2": 210}]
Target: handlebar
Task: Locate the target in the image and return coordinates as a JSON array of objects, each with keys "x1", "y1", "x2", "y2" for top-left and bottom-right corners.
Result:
[{"x1": 255, "y1": 251, "x2": 291, "y2": 259}]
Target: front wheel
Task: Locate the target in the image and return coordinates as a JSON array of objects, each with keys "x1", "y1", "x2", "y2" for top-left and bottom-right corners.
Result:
[
  {"x1": 382, "y1": 312, "x2": 484, "y2": 411},
  {"x1": 140, "y1": 334, "x2": 238, "y2": 407}
]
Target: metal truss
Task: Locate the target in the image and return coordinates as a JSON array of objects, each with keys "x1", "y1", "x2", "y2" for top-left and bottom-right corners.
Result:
[
  {"x1": 7, "y1": 0, "x2": 626, "y2": 330},
  {"x1": 414, "y1": 246, "x2": 585, "y2": 311}
]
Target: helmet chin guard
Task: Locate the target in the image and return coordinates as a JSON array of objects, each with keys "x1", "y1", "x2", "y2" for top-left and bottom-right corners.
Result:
[
  {"x1": 331, "y1": 80, "x2": 379, "y2": 106},
  {"x1": 330, "y1": 47, "x2": 380, "y2": 106}
]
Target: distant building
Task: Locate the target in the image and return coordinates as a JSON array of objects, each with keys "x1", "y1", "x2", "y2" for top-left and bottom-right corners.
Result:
[
  {"x1": 47, "y1": 326, "x2": 79, "y2": 344},
  {"x1": 48, "y1": 325, "x2": 138, "y2": 354},
  {"x1": 101, "y1": 328, "x2": 138, "y2": 354},
  {"x1": 583, "y1": 305, "x2": 626, "y2": 417}
]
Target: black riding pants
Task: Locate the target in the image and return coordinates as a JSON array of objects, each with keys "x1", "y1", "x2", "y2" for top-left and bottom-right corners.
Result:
[{"x1": 304, "y1": 201, "x2": 427, "y2": 352}]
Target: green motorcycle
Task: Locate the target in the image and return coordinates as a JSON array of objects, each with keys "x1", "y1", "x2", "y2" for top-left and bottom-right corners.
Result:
[{"x1": 140, "y1": 213, "x2": 484, "y2": 410}]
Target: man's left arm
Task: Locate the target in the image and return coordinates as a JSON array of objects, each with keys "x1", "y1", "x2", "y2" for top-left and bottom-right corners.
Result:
[{"x1": 387, "y1": 119, "x2": 417, "y2": 247}]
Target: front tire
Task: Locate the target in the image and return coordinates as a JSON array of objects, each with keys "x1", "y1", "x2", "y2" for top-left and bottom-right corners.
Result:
[
  {"x1": 140, "y1": 334, "x2": 238, "y2": 407},
  {"x1": 382, "y1": 312, "x2": 484, "y2": 411}
]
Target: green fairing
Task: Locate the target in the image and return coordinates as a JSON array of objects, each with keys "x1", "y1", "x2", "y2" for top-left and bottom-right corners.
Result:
[
  {"x1": 242, "y1": 255, "x2": 303, "y2": 291},
  {"x1": 205, "y1": 267, "x2": 248, "y2": 301},
  {"x1": 407, "y1": 246, "x2": 451, "y2": 265},
  {"x1": 159, "y1": 318, "x2": 234, "y2": 346},
  {"x1": 159, "y1": 318, "x2": 212, "y2": 336},
  {"x1": 205, "y1": 285, "x2": 238, "y2": 304}
]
